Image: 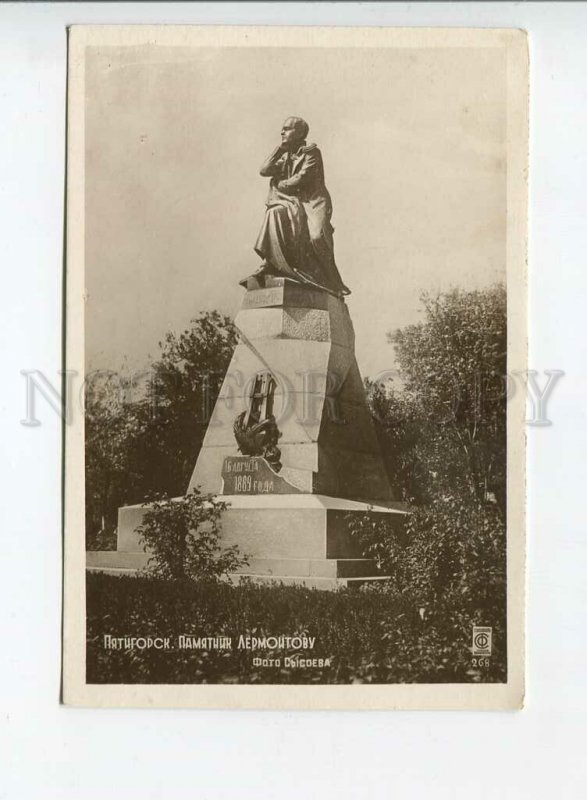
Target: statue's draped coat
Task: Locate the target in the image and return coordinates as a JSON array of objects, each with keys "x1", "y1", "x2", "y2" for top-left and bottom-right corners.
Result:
[{"x1": 255, "y1": 143, "x2": 347, "y2": 294}]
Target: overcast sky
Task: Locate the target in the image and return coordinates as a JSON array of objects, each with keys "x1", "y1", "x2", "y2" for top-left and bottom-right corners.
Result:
[{"x1": 85, "y1": 43, "x2": 506, "y2": 379}]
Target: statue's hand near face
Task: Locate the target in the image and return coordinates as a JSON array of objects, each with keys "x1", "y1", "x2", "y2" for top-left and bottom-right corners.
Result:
[{"x1": 252, "y1": 115, "x2": 349, "y2": 295}]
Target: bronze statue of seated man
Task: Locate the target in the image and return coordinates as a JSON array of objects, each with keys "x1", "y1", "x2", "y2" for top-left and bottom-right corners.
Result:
[{"x1": 243, "y1": 116, "x2": 350, "y2": 297}]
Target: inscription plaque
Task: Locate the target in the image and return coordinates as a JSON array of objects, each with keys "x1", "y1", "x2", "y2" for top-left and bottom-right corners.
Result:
[
  {"x1": 221, "y1": 456, "x2": 302, "y2": 495},
  {"x1": 241, "y1": 287, "x2": 284, "y2": 309}
]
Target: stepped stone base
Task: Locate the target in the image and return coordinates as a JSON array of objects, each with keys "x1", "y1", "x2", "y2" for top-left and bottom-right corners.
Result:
[
  {"x1": 86, "y1": 494, "x2": 406, "y2": 590},
  {"x1": 226, "y1": 574, "x2": 392, "y2": 590},
  {"x1": 86, "y1": 551, "x2": 390, "y2": 589},
  {"x1": 86, "y1": 550, "x2": 149, "y2": 575}
]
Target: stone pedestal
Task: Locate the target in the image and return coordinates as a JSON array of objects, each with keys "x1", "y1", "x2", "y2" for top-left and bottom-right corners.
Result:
[
  {"x1": 88, "y1": 275, "x2": 405, "y2": 589},
  {"x1": 188, "y1": 277, "x2": 395, "y2": 503},
  {"x1": 87, "y1": 494, "x2": 406, "y2": 589}
]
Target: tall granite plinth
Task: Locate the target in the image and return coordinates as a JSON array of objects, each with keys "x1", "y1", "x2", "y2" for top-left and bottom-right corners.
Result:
[
  {"x1": 89, "y1": 276, "x2": 406, "y2": 589},
  {"x1": 188, "y1": 277, "x2": 395, "y2": 503}
]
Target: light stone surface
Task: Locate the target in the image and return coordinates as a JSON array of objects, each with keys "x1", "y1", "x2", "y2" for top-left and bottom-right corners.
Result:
[
  {"x1": 117, "y1": 504, "x2": 150, "y2": 552},
  {"x1": 235, "y1": 293, "x2": 354, "y2": 348},
  {"x1": 188, "y1": 286, "x2": 393, "y2": 502},
  {"x1": 116, "y1": 494, "x2": 406, "y2": 560},
  {"x1": 86, "y1": 553, "x2": 381, "y2": 581},
  {"x1": 241, "y1": 283, "x2": 329, "y2": 311},
  {"x1": 214, "y1": 339, "x2": 356, "y2": 400},
  {"x1": 191, "y1": 389, "x2": 380, "y2": 451},
  {"x1": 283, "y1": 307, "x2": 332, "y2": 342},
  {"x1": 235, "y1": 307, "x2": 332, "y2": 343},
  {"x1": 231, "y1": 557, "x2": 377, "y2": 579},
  {"x1": 86, "y1": 551, "x2": 150, "y2": 571}
]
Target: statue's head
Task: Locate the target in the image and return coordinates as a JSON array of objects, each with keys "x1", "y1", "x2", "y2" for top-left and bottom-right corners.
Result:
[{"x1": 281, "y1": 117, "x2": 309, "y2": 149}]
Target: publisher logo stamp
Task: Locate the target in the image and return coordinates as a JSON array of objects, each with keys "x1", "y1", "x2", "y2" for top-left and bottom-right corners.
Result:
[{"x1": 472, "y1": 626, "x2": 492, "y2": 656}]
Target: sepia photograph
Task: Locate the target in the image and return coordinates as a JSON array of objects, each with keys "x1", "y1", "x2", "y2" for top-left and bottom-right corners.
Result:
[
  {"x1": 63, "y1": 25, "x2": 527, "y2": 708},
  {"x1": 7, "y1": 1, "x2": 587, "y2": 796}
]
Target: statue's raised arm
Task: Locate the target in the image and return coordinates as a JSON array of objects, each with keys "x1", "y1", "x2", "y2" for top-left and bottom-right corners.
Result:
[
  {"x1": 259, "y1": 145, "x2": 286, "y2": 178},
  {"x1": 242, "y1": 117, "x2": 350, "y2": 297}
]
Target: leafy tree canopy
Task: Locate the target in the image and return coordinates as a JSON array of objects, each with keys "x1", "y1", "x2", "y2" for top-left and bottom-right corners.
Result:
[
  {"x1": 369, "y1": 284, "x2": 507, "y2": 510},
  {"x1": 85, "y1": 311, "x2": 237, "y2": 547}
]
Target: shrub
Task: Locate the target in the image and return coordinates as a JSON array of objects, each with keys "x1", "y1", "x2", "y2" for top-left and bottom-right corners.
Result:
[
  {"x1": 347, "y1": 496, "x2": 507, "y2": 676},
  {"x1": 137, "y1": 490, "x2": 248, "y2": 581}
]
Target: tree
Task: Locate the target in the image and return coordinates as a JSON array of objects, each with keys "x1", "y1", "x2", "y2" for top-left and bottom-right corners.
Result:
[
  {"x1": 369, "y1": 284, "x2": 507, "y2": 512},
  {"x1": 132, "y1": 310, "x2": 238, "y2": 499},
  {"x1": 357, "y1": 285, "x2": 508, "y2": 673},
  {"x1": 85, "y1": 370, "x2": 146, "y2": 548},
  {"x1": 84, "y1": 311, "x2": 237, "y2": 548}
]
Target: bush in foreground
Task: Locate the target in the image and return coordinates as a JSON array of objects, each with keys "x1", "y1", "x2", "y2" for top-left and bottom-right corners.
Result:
[
  {"x1": 137, "y1": 490, "x2": 248, "y2": 581},
  {"x1": 347, "y1": 496, "x2": 506, "y2": 647}
]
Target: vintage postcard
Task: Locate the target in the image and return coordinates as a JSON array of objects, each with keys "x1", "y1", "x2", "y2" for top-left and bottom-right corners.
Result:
[{"x1": 63, "y1": 25, "x2": 528, "y2": 709}]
